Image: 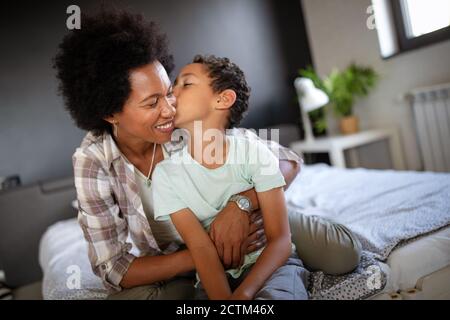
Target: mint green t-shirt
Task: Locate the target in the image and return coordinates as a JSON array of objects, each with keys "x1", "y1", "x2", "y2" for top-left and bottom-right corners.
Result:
[{"x1": 152, "y1": 135, "x2": 286, "y2": 278}]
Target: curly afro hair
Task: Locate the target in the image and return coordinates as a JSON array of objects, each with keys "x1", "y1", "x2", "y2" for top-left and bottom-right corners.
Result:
[
  {"x1": 192, "y1": 55, "x2": 251, "y2": 129},
  {"x1": 53, "y1": 9, "x2": 174, "y2": 136}
]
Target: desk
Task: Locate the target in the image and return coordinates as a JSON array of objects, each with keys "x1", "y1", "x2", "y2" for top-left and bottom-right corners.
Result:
[{"x1": 290, "y1": 128, "x2": 406, "y2": 170}]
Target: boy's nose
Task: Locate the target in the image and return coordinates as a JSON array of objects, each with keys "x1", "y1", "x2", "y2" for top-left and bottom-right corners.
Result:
[{"x1": 172, "y1": 85, "x2": 180, "y2": 97}]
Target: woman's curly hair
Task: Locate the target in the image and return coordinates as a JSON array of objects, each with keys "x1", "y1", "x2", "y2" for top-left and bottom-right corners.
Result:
[
  {"x1": 53, "y1": 9, "x2": 174, "y2": 136},
  {"x1": 193, "y1": 55, "x2": 251, "y2": 129}
]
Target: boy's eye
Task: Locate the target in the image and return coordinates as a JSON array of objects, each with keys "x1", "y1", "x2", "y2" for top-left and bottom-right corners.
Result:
[{"x1": 149, "y1": 99, "x2": 158, "y2": 107}]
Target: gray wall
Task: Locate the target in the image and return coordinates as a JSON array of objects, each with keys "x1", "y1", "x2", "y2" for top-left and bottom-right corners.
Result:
[
  {"x1": 0, "y1": 2, "x2": 85, "y2": 186},
  {"x1": 0, "y1": 0, "x2": 310, "y2": 185},
  {"x1": 301, "y1": 0, "x2": 450, "y2": 170}
]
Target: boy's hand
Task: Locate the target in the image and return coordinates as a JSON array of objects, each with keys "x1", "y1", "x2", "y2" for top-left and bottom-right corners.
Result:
[
  {"x1": 229, "y1": 288, "x2": 253, "y2": 300},
  {"x1": 209, "y1": 202, "x2": 250, "y2": 269}
]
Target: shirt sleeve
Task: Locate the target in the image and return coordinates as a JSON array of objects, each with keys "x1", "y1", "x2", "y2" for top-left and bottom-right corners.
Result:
[
  {"x1": 152, "y1": 165, "x2": 188, "y2": 221},
  {"x1": 246, "y1": 139, "x2": 287, "y2": 193},
  {"x1": 229, "y1": 127, "x2": 304, "y2": 164},
  {"x1": 73, "y1": 151, "x2": 136, "y2": 292}
]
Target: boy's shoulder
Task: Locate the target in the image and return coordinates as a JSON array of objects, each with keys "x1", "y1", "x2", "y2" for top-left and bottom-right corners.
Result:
[
  {"x1": 228, "y1": 132, "x2": 272, "y2": 151},
  {"x1": 228, "y1": 134, "x2": 276, "y2": 168}
]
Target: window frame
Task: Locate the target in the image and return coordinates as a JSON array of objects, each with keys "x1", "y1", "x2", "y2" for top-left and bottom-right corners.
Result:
[{"x1": 391, "y1": 0, "x2": 450, "y2": 53}]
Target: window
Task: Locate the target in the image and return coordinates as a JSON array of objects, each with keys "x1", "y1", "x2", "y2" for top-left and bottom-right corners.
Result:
[
  {"x1": 400, "y1": 0, "x2": 450, "y2": 38},
  {"x1": 373, "y1": 0, "x2": 450, "y2": 58}
]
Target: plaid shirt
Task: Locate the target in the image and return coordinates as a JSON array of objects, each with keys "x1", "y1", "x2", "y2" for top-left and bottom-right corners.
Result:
[{"x1": 73, "y1": 129, "x2": 302, "y2": 291}]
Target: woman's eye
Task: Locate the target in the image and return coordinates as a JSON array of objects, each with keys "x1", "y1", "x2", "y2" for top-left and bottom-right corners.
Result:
[{"x1": 184, "y1": 83, "x2": 192, "y2": 87}]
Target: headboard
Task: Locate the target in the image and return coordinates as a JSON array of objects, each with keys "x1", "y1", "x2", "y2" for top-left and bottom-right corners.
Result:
[{"x1": 0, "y1": 177, "x2": 77, "y2": 288}]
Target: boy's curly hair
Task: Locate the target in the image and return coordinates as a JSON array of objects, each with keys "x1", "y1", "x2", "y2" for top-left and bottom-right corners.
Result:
[
  {"x1": 193, "y1": 55, "x2": 250, "y2": 128},
  {"x1": 53, "y1": 9, "x2": 174, "y2": 136}
]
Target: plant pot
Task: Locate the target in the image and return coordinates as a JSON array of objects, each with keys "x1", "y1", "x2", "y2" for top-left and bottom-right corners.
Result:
[{"x1": 339, "y1": 115, "x2": 359, "y2": 135}]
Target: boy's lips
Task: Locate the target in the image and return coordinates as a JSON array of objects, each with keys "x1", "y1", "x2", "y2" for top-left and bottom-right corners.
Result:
[{"x1": 154, "y1": 120, "x2": 174, "y2": 133}]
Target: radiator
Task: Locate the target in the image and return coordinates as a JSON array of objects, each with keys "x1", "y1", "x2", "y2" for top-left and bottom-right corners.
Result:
[{"x1": 408, "y1": 83, "x2": 450, "y2": 172}]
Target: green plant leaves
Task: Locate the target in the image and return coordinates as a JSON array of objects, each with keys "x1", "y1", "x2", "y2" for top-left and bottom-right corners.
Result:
[{"x1": 298, "y1": 64, "x2": 378, "y2": 119}]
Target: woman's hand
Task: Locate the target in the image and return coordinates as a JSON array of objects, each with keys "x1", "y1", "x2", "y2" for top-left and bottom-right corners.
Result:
[
  {"x1": 245, "y1": 210, "x2": 267, "y2": 254},
  {"x1": 209, "y1": 202, "x2": 250, "y2": 269}
]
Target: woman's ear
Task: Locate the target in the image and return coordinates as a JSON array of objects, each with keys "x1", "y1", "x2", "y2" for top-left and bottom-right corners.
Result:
[
  {"x1": 104, "y1": 116, "x2": 117, "y2": 125},
  {"x1": 104, "y1": 115, "x2": 119, "y2": 137},
  {"x1": 215, "y1": 89, "x2": 237, "y2": 110}
]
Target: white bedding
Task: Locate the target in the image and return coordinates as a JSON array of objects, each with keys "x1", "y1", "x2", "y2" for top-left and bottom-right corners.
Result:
[
  {"x1": 285, "y1": 164, "x2": 450, "y2": 260},
  {"x1": 39, "y1": 219, "x2": 108, "y2": 300},
  {"x1": 387, "y1": 226, "x2": 450, "y2": 291},
  {"x1": 39, "y1": 164, "x2": 450, "y2": 299}
]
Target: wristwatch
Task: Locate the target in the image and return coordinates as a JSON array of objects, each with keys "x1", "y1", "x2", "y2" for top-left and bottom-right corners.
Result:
[{"x1": 228, "y1": 194, "x2": 253, "y2": 214}]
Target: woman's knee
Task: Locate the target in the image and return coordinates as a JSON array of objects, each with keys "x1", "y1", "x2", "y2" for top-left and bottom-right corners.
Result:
[{"x1": 288, "y1": 209, "x2": 362, "y2": 275}]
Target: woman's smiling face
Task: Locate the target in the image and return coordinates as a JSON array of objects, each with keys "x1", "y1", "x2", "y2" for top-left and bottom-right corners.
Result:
[{"x1": 113, "y1": 61, "x2": 177, "y2": 144}]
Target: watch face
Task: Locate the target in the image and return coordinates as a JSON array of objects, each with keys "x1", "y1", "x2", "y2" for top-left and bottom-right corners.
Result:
[{"x1": 238, "y1": 198, "x2": 250, "y2": 210}]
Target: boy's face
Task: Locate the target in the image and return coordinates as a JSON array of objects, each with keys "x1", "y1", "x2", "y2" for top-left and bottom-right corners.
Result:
[{"x1": 173, "y1": 63, "x2": 217, "y2": 128}]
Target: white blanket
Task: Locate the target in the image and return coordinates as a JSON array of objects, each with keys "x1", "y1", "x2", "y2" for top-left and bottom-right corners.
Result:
[
  {"x1": 39, "y1": 164, "x2": 450, "y2": 299},
  {"x1": 39, "y1": 219, "x2": 108, "y2": 300},
  {"x1": 285, "y1": 164, "x2": 450, "y2": 260},
  {"x1": 284, "y1": 164, "x2": 450, "y2": 299}
]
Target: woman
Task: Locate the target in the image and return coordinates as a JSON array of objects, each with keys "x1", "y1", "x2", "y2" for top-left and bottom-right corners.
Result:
[{"x1": 54, "y1": 9, "x2": 361, "y2": 300}]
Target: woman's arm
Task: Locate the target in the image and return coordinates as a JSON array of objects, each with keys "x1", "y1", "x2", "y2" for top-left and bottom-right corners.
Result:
[
  {"x1": 170, "y1": 208, "x2": 232, "y2": 300},
  {"x1": 231, "y1": 187, "x2": 292, "y2": 300},
  {"x1": 76, "y1": 153, "x2": 197, "y2": 290},
  {"x1": 75, "y1": 153, "x2": 140, "y2": 291},
  {"x1": 279, "y1": 159, "x2": 301, "y2": 190},
  {"x1": 209, "y1": 159, "x2": 300, "y2": 268},
  {"x1": 120, "y1": 250, "x2": 194, "y2": 289}
]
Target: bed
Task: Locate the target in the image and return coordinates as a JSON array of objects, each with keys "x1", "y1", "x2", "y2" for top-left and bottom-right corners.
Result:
[
  {"x1": 2, "y1": 164, "x2": 449, "y2": 299},
  {"x1": 284, "y1": 164, "x2": 450, "y2": 300}
]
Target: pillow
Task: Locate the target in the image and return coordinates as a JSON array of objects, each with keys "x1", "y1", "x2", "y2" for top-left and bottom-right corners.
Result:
[{"x1": 0, "y1": 281, "x2": 13, "y2": 300}]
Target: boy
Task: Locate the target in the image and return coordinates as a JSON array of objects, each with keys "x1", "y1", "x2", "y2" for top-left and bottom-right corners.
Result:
[{"x1": 152, "y1": 55, "x2": 309, "y2": 300}]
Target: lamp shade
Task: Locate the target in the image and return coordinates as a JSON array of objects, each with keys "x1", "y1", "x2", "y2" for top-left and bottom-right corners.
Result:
[{"x1": 294, "y1": 78, "x2": 329, "y2": 112}]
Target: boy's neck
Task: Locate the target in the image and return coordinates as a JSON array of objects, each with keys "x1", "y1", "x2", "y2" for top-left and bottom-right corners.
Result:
[{"x1": 182, "y1": 119, "x2": 228, "y2": 169}]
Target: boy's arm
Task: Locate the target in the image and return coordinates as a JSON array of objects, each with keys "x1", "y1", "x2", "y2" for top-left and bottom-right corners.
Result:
[
  {"x1": 231, "y1": 187, "x2": 292, "y2": 300},
  {"x1": 209, "y1": 159, "x2": 299, "y2": 268},
  {"x1": 170, "y1": 208, "x2": 232, "y2": 300}
]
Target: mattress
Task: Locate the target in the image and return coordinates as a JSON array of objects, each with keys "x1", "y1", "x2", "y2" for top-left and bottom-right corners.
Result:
[{"x1": 387, "y1": 226, "x2": 450, "y2": 291}]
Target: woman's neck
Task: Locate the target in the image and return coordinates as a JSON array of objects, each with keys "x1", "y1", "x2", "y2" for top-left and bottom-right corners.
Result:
[{"x1": 113, "y1": 131, "x2": 154, "y2": 160}]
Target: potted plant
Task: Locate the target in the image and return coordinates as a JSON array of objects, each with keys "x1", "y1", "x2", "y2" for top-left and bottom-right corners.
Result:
[{"x1": 300, "y1": 64, "x2": 379, "y2": 135}]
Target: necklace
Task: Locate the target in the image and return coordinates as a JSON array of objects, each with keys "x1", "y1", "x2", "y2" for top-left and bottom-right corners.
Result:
[{"x1": 146, "y1": 143, "x2": 157, "y2": 187}]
